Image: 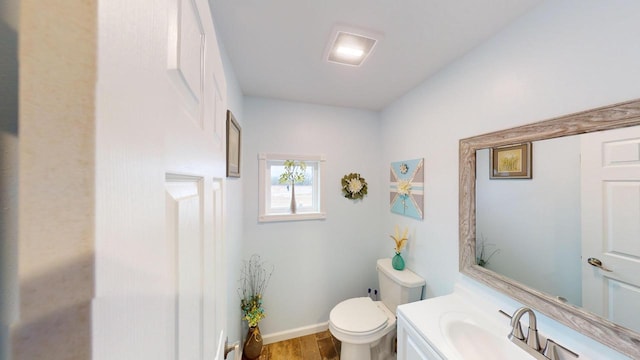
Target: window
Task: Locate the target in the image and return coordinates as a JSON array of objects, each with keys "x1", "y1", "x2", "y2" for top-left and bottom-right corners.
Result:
[{"x1": 258, "y1": 153, "x2": 326, "y2": 222}]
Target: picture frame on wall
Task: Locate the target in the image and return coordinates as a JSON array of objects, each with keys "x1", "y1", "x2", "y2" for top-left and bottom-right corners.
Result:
[
  {"x1": 226, "y1": 110, "x2": 241, "y2": 177},
  {"x1": 390, "y1": 158, "x2": 424, "y2": 219},
  {"x1": 490, "y1": 142, "x2": 532, "y2": 179}
]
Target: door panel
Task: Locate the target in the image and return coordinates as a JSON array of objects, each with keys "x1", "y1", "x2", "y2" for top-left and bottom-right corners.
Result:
[
  {"x1": 205, "y1": 179, "x2": 226, "y2": 359},
  {"x1": 166, "y1": 177, "x2": 204, "y2": 360},
  {"x1": 608, "y1": 279, "x2": 640, "y2": 331},
  {"x1": 606, "y1": 182, "x2": 640, "y2": 256}
]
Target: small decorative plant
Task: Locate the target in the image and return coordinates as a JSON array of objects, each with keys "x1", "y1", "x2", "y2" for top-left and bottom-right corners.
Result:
[
  {"x1": 390, "y1": 225, "x2": 408, "y2": 254},
  {"x1": 241, "y1": 295, "x2": 265, "y2": 328},
  {"x1": 390, "y1": 225, "x2": 409, "y2": 270},
  {"x1": 278, "y1": 160, "x2": 306, "y2": 213},
  {"x1": 278, "y1": 160, "x2": 306, "y2": 186},
  {"x1": 476, "y1": 235, "x2": 500, "y2": 267},
  {"x1": 239, "y1": 254, "x2": 273, "y2": 328}
]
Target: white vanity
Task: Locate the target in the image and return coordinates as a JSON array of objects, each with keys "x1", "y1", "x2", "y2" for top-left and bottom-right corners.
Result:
[
  {"x1": 397, "y1": 289, "x2": 529, "y2": 359},
  {"x1": 397, "y1": 276, "x2": 633, "y2": 360}
]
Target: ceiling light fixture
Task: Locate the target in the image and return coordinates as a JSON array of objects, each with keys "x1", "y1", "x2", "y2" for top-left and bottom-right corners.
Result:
[
  {"x1": 335, "y1": 46, "x2": 364, "y2": 59},
  {"x1": 325, "y1": 29, "x2": 378, "y2": 67}
]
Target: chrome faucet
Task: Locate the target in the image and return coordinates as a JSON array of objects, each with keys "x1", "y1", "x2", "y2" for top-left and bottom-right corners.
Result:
[
  {"x1": 510, "y1": 307, "x2": 541, "y2": 351},
  {"x1": 500, "y1": 308, "x2": 579, "y2": 360}
]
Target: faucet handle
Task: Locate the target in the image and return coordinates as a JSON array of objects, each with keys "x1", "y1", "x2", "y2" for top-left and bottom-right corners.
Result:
[
  {"x1": 498, "y1": 309, "x2": 511, "y2": 319},
  {"x1": 543, "y1": 339, "x2": 579, "y2": 359}
]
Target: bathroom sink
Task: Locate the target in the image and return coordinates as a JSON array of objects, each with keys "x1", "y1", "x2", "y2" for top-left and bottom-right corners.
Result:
[{"x1": 440, "y1": 312, "x2": 532, "y2": 360}]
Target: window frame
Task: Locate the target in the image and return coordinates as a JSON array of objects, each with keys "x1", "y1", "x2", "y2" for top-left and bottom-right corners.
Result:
[{"x1": 258, "y1": 153, "x2": 326, "y2": 222}]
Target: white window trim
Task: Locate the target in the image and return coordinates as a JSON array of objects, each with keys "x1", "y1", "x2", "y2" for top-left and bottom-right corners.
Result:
[{"x1": 258, "y1": 153, "x2": 326, "y2": 222}]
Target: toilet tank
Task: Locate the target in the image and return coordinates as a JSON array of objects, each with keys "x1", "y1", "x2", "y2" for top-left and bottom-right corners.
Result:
[{"x1": 376, "y1": 258, "x2": 425, "y2": 314}]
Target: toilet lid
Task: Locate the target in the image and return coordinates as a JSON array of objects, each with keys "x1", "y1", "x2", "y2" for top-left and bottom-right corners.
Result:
[{"x1": 330, "y1": 297, "x2": 388, "y2": 334}]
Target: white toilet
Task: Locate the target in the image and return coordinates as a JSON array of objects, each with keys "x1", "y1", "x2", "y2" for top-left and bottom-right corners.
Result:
[{"x1": 329, "y1": 258, "x2": 425, "y2": 360}]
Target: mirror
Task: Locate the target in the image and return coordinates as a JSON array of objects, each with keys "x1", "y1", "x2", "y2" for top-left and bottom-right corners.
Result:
[{"x1": 459, "y1": 98, "x2": 640, "y2": 358}]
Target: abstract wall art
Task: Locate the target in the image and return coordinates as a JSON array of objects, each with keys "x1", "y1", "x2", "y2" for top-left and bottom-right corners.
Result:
[{"x1": 390, "y1": 158, "x2": 424, "y2": 219}]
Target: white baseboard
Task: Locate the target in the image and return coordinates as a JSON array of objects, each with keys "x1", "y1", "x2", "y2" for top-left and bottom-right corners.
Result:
[{"x1": 261, "y1": 321, "x2": 329, "y2": 345}]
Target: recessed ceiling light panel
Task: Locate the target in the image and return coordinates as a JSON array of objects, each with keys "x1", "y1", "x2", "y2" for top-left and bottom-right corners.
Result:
[{"x1": 326, "y1": 30, "x2": 377, "y2": 67}]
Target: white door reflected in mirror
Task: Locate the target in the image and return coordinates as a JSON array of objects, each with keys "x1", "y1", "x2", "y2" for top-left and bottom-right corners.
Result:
[{"x1": 581, "y1": 125, "x2": 640, "y2": 333}]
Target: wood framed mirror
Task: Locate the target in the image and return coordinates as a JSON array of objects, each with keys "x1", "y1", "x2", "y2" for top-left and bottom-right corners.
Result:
[{"x1": 459, "y1": 98, "x2": 640, "y2": 358}]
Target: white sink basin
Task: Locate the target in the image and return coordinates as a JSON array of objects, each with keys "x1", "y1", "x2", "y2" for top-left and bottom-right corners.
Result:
[
  {"x1": 398, "y1": 278, "x2": 627, "y2": 360},
  {"x1": 440, "y1": 312, "x2": 532, "y2": 360}
]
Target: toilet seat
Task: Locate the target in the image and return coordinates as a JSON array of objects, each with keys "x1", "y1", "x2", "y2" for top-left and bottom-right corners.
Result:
[{"x1": 329, "y1": 297, "x2": 388, "y2": 335}]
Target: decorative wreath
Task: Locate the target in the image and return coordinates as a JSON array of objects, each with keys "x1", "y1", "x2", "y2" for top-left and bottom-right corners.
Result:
[{"x1": 341, "y1": 173, "x2": 368, "y2": 200}]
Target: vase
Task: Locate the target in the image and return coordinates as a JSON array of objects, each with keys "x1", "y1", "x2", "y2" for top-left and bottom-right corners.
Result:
[
  {"x1": 392, "y1": 253, "x2": 405, "y2": 270},
  {"x1": 243, "y1": 325, "x2": 263, "y2": 359},
  {"x1": 290, "y1": 183, "x2": 297, "y2": 214}
]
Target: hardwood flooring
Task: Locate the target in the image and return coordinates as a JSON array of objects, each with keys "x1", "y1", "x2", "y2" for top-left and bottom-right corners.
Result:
[{"x1": 244, "y1": 330, "x2": 341, "y2": 360}]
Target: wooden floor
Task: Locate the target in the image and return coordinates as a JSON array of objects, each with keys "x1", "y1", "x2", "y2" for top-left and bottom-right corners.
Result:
[{"x1": 245, "y1": 330, "x2": 341, "y2": 360}]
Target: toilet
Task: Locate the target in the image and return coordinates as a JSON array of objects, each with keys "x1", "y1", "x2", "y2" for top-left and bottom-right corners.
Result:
[{"x1": 329, "y1": 258, "x2": 425, "y2": 360}]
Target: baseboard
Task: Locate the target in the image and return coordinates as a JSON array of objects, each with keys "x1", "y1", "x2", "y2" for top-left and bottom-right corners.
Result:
[{"x1": 261, "y1": 321, "x2": 329, "y2": 345}]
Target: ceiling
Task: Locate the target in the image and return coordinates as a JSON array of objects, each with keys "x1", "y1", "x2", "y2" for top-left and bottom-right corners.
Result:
[{"x1": 209, "y1": 0, "x2": 541, "y2": 111}]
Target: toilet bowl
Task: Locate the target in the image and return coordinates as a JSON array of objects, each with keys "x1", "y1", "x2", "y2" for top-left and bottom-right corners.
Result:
[
  {"x1": 329, "y1": 297, "x2": 396, "y2": 360},
  {"x1": 329, "y1": 258, "x2": 425, "y2": 360}
]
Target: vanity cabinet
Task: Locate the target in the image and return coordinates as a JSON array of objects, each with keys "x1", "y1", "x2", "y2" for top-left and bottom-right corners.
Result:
[{"x1": 397, "y1": 311, "x2": 443, "y2": 360}]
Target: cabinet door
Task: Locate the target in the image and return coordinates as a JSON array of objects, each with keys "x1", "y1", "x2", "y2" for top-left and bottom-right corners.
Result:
[
  {"x1": 405, "y1": 336, "x2": 430, "y2": 359},
  {"x1": 397, "y1": 316, "x2": 444, "y2": 360}
]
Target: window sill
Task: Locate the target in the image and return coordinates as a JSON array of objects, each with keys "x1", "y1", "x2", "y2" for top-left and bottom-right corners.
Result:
[{"x1": 258, "y1": 212, "x2": 326, "y2": 223}]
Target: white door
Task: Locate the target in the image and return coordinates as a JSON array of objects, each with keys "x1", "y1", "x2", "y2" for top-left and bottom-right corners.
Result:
[
  {"x1": 93, "y1": 0, "x2": 228, "y2": 359},
  {"x1": 581, "y1": 125, "x2": 640, "y2": 333}
]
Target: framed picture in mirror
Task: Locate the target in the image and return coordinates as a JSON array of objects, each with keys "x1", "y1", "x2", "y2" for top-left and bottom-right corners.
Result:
[{"x1": 490, "y1": 142, "x2": 532, "y2": 179}]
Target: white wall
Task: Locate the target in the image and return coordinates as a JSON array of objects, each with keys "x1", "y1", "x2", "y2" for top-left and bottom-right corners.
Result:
[
  {"x1": 0, "y1": 0, "x2": 19, "y2": 358},
  {"x1": 241, "y1": 97, "x2": 382, "y2": 336},
  {"x1": 16, "y1": 0, "x2": 96, "y2": 358},
  {"x1": 219, "y1": 43, "x2": 245, "y2": 344},
  {"x1": 378, "y1": 1, "x2": 640, "y2": 355},
  {"x1": 476, "y1": 136, "x2": 581, "y2": 305},
  {"x1": 380, "y1": 0, "x2": 640, "y2": 301}
]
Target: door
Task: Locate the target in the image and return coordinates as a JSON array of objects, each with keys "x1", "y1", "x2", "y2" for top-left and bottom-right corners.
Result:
[
  {"x1": 581, "y1": 125, "x2": 640, "y2": 333},
  {"x1": 93, "y1": 0, "x2": 228, "y2": 358}
]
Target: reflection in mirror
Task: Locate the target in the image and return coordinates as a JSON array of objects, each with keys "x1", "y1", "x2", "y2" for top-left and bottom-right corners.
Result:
[
  {"x1": 459, "y1": 98, "x2": 640, "y2": 359},
  {"x1": 476, "y1": 135, "x2": 582, "y2": 307},
  {"x1": 476, "y1": 128, "x2": 640, "y2": 334}
]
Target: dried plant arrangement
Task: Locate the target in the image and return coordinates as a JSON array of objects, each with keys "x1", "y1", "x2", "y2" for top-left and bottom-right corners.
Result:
[{"x1": 239, "y1": 254, "x2": 274, "y2": 327}]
